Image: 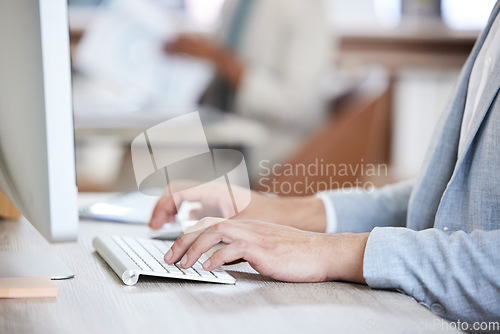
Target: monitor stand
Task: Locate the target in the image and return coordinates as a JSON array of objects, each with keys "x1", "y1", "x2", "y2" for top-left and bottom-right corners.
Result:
[{"x1": 0, "y1": 252, "x2": 74, "y2": 279}]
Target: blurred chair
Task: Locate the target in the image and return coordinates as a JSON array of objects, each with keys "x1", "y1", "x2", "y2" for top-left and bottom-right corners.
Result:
[{"x1": 256, "y1": 67, "x2": 392, "y2": 196}]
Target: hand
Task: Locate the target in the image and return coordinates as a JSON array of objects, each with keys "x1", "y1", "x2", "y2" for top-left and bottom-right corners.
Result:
[
  {"x1": 164, "y1": 34, "x2": 218, "y2": 61},
  {"x1": 148, "y1": 182, "x2": 327, "y2": 233},
  {"x1": 164, "y1": 34, "x2": 244, "y2": 88},
  {"x1": 164, "y1": 217, "x2": 369, "y2": 283}
]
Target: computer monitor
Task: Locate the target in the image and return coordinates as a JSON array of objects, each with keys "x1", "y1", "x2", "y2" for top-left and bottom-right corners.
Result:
[{"x1": 0, "y1": 0, "x2": 78, "y2": 278}]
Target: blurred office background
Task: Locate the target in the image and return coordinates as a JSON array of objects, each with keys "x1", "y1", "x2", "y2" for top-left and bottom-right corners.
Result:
[{"x1": 69, "y1": 0, "x2": 496, "y2": 196}]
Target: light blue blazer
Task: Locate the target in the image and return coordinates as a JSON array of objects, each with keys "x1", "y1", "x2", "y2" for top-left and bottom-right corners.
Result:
[{"x1": 322, "y1": 2, "x2": 500, "y2": 322}]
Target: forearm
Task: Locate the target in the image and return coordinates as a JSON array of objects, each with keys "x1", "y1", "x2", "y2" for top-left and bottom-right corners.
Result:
[{"x1": 164, "y1": 35, "x2": 244, "y2": 89}]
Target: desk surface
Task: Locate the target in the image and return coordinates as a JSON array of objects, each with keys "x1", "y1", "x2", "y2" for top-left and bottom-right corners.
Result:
[{"x1": 0, "y1": 194, "x2": 462, "y2": 334}]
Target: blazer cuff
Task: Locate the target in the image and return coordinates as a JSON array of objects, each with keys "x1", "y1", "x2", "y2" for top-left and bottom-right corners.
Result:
[
  {"x1": 363, "y1": 227, "x2": 408, "y2": 289},
  {"x1": 316, "y1": 191, "x2": 338, "y2": 233},
  {"x1": 363, "y1": 227, "x2": 428, "y2": 307}
]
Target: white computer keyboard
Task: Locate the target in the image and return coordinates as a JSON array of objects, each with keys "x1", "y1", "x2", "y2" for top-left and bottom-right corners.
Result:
[{"x1": 93, "y1": 235, "x2": 236, "y2": 285}]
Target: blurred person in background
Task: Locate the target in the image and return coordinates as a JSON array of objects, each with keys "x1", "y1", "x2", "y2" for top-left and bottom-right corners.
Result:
[{"x1": 165, "y1": 0, "x2": 334, "y2": 166}]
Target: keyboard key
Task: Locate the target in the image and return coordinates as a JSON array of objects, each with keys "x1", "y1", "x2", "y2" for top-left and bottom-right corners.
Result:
[
  {"x1": 144, "y1": 242, "x2": 187, "y2": 275},
  {"x1": 143, "y1": 244, "x2": 183, "y2": 275},
  {"x1": 123, "y1": 238, "x2": 166, "y2": 272},
  {"x1": 140, "y1": 241, "x2": 169, "y2": 262},
  {"x1": 151, "y1": 240, "x2": 172, "y2": 254},
  {"x1": 137, "y1": 241, "x2": 173, "y2": 274},
  {"x1": 192, "y1": 262, "x2": 216, "y2": 279},
  {"x1": 112, "y1": 236, "x2": 149, "y2": 271},
  {"x1": 175, "y1": 264, "x2": 200, "y2": 277},
  {"x1": 211, "y1": 267, "x2": 234, "y2": 280},
  {"x1": 140, "y1": 242, "x2": 164, "y2": 260}
]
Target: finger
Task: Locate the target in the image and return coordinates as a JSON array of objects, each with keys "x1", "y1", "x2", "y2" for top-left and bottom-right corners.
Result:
[
  {"x1": 179, "y1": 220, "x2": 235, "y2": 269},
  {"x1": 149, "y1": 195, "x2": 178, "y2": 230},
  {"x1": 164, "y1": 225, "x2": 206, "y2": 265},
  {"x1": 164, "y1": 217, "x2": 224, "y2": 264},
  {"x1": 202, "y1": 241, "x2": 253, "y2": 271}
]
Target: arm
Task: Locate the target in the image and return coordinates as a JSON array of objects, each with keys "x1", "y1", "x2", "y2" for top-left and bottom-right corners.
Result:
[
  {"x1": 364, "y1": 227, "x2": 500, "y2": 322},
  {"x1": 164, "y1": 36, "x2": 244, "y2": 88},
  {"x1": 164, "y1": 217, "x2": 368, "y2": 284}
]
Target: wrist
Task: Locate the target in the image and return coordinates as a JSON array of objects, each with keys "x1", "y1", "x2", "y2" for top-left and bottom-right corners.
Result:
[
  {"x1": 322, "y1": 233, "x2": 369, "y2": 283},
  {"x1": 284, "y1": 197, "x2": 326, "y2": 232},
  {"x1": 214, "y1": 50, "x2": 244, "y2": 88},
  {"x1": 241, "y1": 194, "x2": 325, "y2": 232}
]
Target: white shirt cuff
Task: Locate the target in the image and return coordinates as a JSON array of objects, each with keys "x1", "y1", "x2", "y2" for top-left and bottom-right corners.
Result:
[{"x1": 316, "y1": 192, "x2": 338, "y2": 234}]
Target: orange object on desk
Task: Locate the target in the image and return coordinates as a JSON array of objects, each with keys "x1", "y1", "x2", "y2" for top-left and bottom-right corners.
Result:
[
  {"x1": 0, "y1": 191, "x2": 21, "y2": 220},
  {"x1": 0, "y1": 277, "x2": 57, "y2": 298}
]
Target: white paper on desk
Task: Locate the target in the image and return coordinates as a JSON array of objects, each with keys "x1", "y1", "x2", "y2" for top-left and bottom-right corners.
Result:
[
  {"x1": 73, "y1": 0, "x2": 215, "y2": 112},
  {"x1": 79, "y1": 191, "x2": 160, "y2": 224},
  {"x1": 79, "y1": 191, "x2": 200, "y2": 225},
  {"x1": 79, "y1": 191, "x2": 200, "y2": 240}
]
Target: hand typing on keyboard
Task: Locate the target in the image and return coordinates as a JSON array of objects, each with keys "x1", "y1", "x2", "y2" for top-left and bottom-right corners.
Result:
[
  {"x1": 163, "y1": 217, "x2": 369, "y2": 284},
  {"x1": 148, "y1": 182, "x2": 326, "y2": 233},
  {"x1": 149, "y1": 183, "x2": 369, "y2": 284}
]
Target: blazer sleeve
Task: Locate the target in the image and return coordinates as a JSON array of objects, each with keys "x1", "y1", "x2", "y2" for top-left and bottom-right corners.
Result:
[
  {"x1": 318, "y1": 179, "x2": 413, "y2": 233},
  {"x1": 364, "y1": 227, "x2": 500, "y2": 322},
  {"x1": 234, "y1": 0, "x2": 332, "y2": 129}
]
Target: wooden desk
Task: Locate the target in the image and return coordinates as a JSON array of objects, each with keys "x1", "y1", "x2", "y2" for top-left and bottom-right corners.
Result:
[{"x1": 0, "y1": 195, "x2": 462, "y2": 334}]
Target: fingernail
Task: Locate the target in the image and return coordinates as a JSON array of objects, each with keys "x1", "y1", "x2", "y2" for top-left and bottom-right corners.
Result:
[
  {"x1": 164, "y1": 249, "x2": 172, "y2": 263},
  {"x1": 180, "y1": 254, "x2": 188, "y2": 267},
  {"x1": 203, "y1": 259, "x2": 211, "y2": 270}
]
